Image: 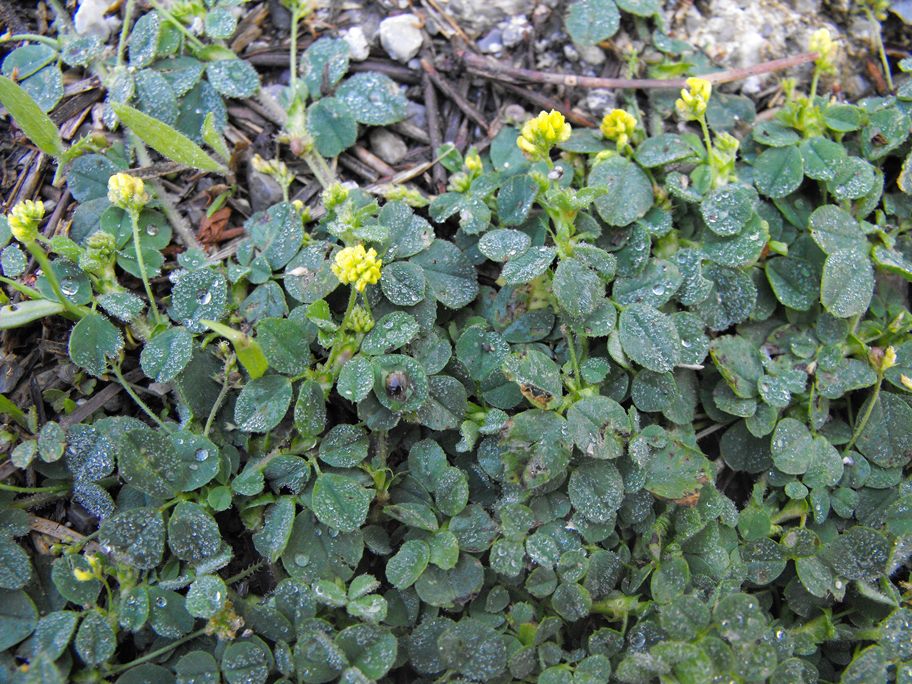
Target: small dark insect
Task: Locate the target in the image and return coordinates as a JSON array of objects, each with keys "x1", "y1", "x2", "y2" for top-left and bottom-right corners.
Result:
[{"x1": 385, "y1": 371, "x2": 409, "y2": 400}]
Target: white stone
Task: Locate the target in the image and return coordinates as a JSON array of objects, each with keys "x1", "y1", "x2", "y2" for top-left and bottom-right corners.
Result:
[
  {"x1": 379, "y1": 14, "x2": 424, "y2": 63},
  {"x1": 74, "y1": 0, "x2": 120, "y2": 40},
  {"x1": 370, "y1": 129, "x2": 408, "y2": 165},
  {"x1": 342, "y1": 27, "x2": 370, "y2": 62},
  {"x1": 440, "y1": 0, "x2": 528, "y2": 35},
  {"x1": 671, "y1": 0, "x2": 844, "y2": 95}
]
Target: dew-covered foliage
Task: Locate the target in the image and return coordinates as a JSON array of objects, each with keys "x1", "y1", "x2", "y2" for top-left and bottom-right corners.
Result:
[{"x1": 1, "y1": 1, "x2": 912, "y2": 683}]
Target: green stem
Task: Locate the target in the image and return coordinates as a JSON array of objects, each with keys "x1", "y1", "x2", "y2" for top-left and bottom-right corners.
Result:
[
  {"x1": 563, "y1": 325, "x2": 582, "y2": 389},
  {"x1": 104, "y1": 628, "x2": 208, "y2": 676},
  {"x1": 112, "y1": 365, "x2": 171, "y2": 432},
  {"x1": 146, "y1": 0, "x2": 205, "y2": 50},
  {"x1": 204, "y1": 361, "x2": 233, "y2": 437},
  {"x1": 24, "y1": 240, "x2": 83, "y2": 318},
  {"x1": 697, "y1": 115, "x2": 713, "y2": 161},
  {"x1": 808, "y1": 69, "x2": 820, "y2": 104},
  {"x1": 225, "y1": 560, "x2": 265, "y2": 585},
  {"x1": 289, "y1": 6, "x2": 301, "y2": 96},
  {"x1": 129, "y1": 208, "x2": 162, "y2": 325},
  {"x1": 302, "y1": 148, "x2": 336, "y2": 189},
  {"x1": 0, "y1": 33, "x2": 60, "y2": 48},
  {"x1": 0, "y1": 481, "x2": 69, "y2": 494},
  {"x1": 844, "y1": 376, "x2": 882, "y2": 453},
  {"x1": 116, "y1": 0, "x2": 135, "y2": 67},
  {"x1": 866, "y1": 9, "x2": 894, "y2": 92},
  {"x1": 0, "y1": 276, "x2": 42, "y2": 300},
  {"x1": 323, "y1": 287, "x2": 358, "y2": 374}
]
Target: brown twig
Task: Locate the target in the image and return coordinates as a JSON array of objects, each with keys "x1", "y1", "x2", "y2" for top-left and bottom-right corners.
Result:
[
  {"x1": 421, "y1": 59, "x2": 490, "y2": 135},
  {"x1": 352, "y1": 145, "x2": 397, "y2": 178},
  {"x1": 422, "y1": 0, "x2": 473, "y2": 45},
  {"x1": 349, "y1": 60, "x2": 422, "y2": 85},
  {"x1": 461, "y1": 50, "x2": 819, "y2": 90},
  {"x1": 422, "y1": 70, "x2": 446, "y2": 193},
  {"x1": 43, "y1": 188, "x2": 70, "y2": 237},
  {"x1": 496, "y1": 81, "x2": 597, "y2": 128},
  {"x1": 30, "y1": 516, "x2": 102, "y2": 553},
  {"x1": 59, "y1": 368, "x2": 144, "y2": 428}
]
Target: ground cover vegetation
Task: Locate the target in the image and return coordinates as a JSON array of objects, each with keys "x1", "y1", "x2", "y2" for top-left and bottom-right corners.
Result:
[{"x1": 0, "y1": 0, "x2": 911, "y2": 681}]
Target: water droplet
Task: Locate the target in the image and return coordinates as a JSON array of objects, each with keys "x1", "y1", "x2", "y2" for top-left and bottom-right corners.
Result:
[
  {"x1": 60, "y1": 277, "x2": 79, "y2": 296},
  {"x1": 681, "y1": 339, "x2": 692, "y2": 348},
  {"x1": 651, "y1": 283, "x2": 665, "y2": 296},
  {"x1": 196, "y1": 290, "x2": 212, "y2": 305},
  {"x1": 146, "y1": 223, "x2": 159, "y2": 237},
  {"x1": 155, "y1": 596, "x2": 167, "y2": 608},
  {"x1": 195, "y1": 448, "x2": 208, "y2": 461},
  {"x1": 188, "y1": 463, "x2": 198, "y2": 471},
  {"x1": 294, "y1": 554, "x2": 310, "y2": 567}
]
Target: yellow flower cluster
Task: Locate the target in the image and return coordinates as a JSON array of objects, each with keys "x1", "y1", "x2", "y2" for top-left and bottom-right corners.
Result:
[
  {"x1": 349, "y1": 304, "x2": 375, "y2": 333},
  {"x1": 464, "y1": 149, "x2": 483, "y2": 174},
  {"x1": 600, "y1": 109, "x2": 637, "y2": 148},
  {"x1": 809, "y1": 28, "x2": 838, "y2": 75},
  {"x1": 107, "y1": 173, "x2": 149, "y2": 213},
  {"x1": 7, "y1": 199, "x2": 45, "y2": 243},
  {"x1": 332, "y1": 244, "x2": 382, "y2": 292},
  {"x1": 517, "y1": 110, "x2": 571, "y2": 161},
  {"x1": 675, "y1": 77, "x2": 712, "y2": 121}
]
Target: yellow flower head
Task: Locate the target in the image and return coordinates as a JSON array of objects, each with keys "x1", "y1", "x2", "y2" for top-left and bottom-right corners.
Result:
[
  {"x1": 600, "y1": 109, "x2": 638, "y2": 147},
  {"x1": 517, "y1": 110, "x2": 572, "y2": 161},
  {"x1": 7, "y1": 199, "x2": 45, "y2": 243},
  {"x1": 107, "y1": 173, "x2": 149, "y2": 212},
  {"x1": 675, "y1": 77, "x2": 712, "y2": 121},
  {"x1": 464, "y1": 149, "x2": 483, "y2": 175},
  {"x1": 332, "y1": 244, "x2": 382, "y2": 292},
  {"x1": 809, "y1": 28, "x2": 838, "y2": 74},
  {"x1": 900, "y1": 374, "x2": 912, "y2": 391}
]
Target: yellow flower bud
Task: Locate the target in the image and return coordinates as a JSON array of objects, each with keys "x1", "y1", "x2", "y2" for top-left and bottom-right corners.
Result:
[
  {"x1": 883, "y1": 346, "x2": 897, "y2": 371},
  {"x1": 7, "y1": 199, "x2": 45, "y2": 243},
  {"x1": 107, "y1": 173, "x2": 149, "y2": 212},
  {"x1": 675, "y1": 77, "x2": 712, "y2": 121},
  {"x1": 349, "y1": 304, "x2": 374, "y2": 333},
  {"x1": 322, "y1": 182, "x2": 350, "y2": 211},
  {"x1": 464, "y1": 149, "x2": 483, "y2": 174},
  {"x1": 600, "y1": 109, "x2": 638, "y2": 147},
  {"x1": 809, "y1": 28, "x2": 838, "y2": 75},
  {"x1": 517, "y1": 110, "x2": 572, "y2": 161},
  {"x1": 901, "y1": 374, "x2": 912, "y2": 391},
  {"x1": 331, "y1": 244, "x2": 382, "y2": 292}
]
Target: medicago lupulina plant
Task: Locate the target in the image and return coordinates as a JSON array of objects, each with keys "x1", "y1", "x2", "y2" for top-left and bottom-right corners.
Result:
[{"x1": 0, "y1": 2, "x2": 911, "y2": 682}]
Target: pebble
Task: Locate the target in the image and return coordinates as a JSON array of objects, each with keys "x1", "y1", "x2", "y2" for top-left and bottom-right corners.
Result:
[
  {"x1": 379, "y1": 14, "x2": 424, "y2": 62},
  {"x1": 578, "y1": 44, "x2": 606, "y2": 66},
  {"x1": 74, "y1": 0, "x2": 120, "y2": 39},
  {"x1": 246, "y1": 165, "x2": 284, "y2": 214},
  {"x1": 342, "y1": 26, "x2": 371, "y2": 61},
  {"x1": 501, "y1": 16, "x2": 530, "y2": 47},
  {"x1": 370, "y1": 129, "x2": 408, "y2": 165},
  {"x1": 478, "y1": 29, "x2": 504, "y2": 54}
]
